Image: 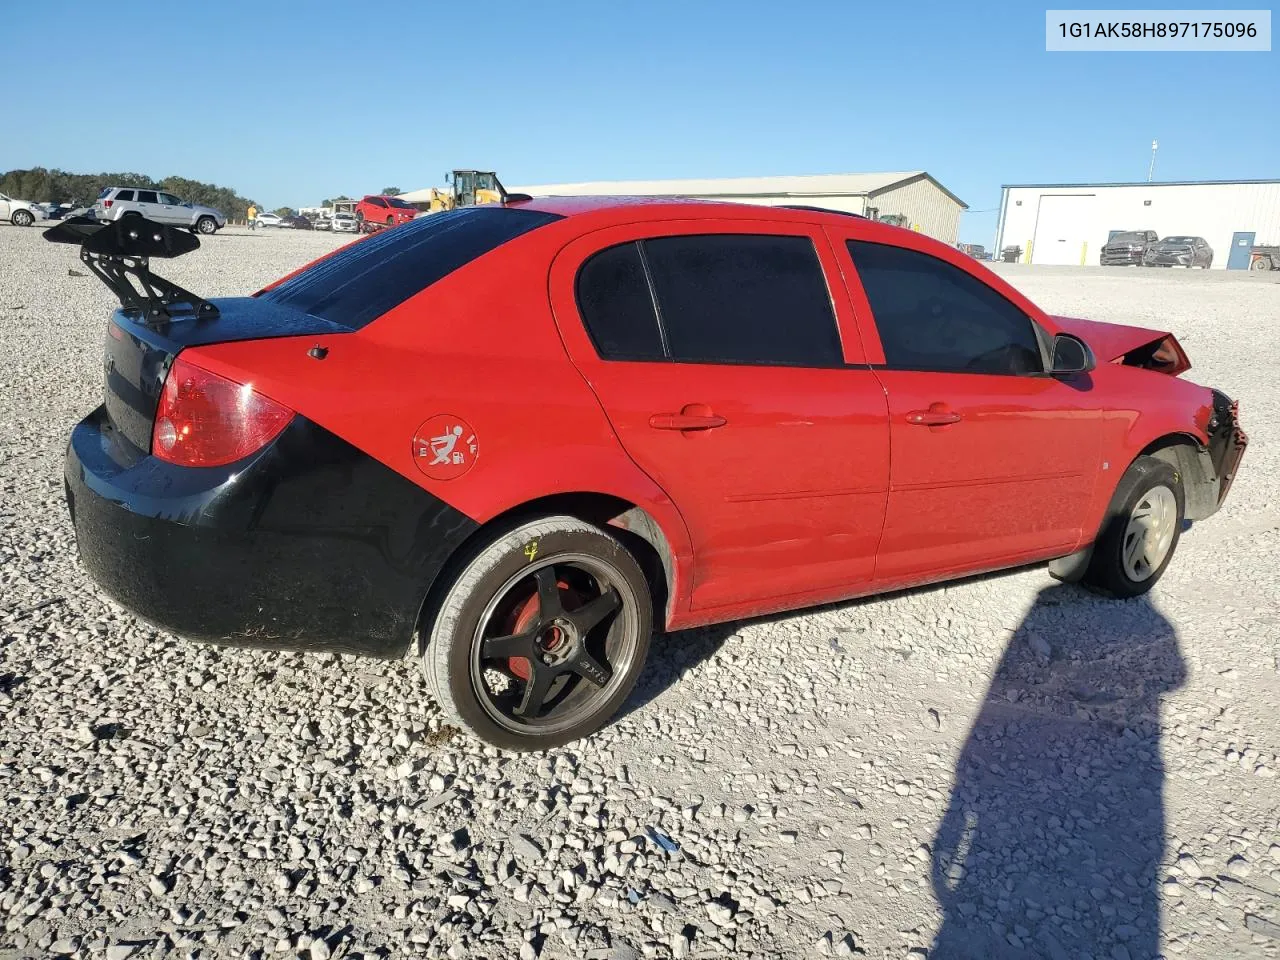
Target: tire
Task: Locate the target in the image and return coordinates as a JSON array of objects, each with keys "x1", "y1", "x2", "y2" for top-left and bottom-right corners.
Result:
[
  {"x1": 1253, "y1": 257, "x2": 1272, "y2": 272},
  {"x1": 386, "y1": 215, "x2": 394, "y2": 226},
  {"x1": 1080, "y1": 456, "x2": 1184, "y2": 598},
  {"x1": 424, "y1": 515, "x2": 652, "y2": 750},
  {"x1": 11, "y1": 209, "x2": 33, "y2": 227},
  {"x1": 196, "y1": 216, "x2": 217, "y2": 235}
]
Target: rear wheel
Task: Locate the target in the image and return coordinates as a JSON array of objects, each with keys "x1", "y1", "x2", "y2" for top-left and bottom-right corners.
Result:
[
  {"x1": 1253, "y1": 257, "x2": 1272, "y2": 272},
  {"x1": 11, "y1": 209, "x2": 33, "y2": 227},
  {"x1": 1080, "y1": 456, "x2": 1184, "y2": 598},
  {"x1": 424, "y1": 516, "x2": 652, "y2": 750}
]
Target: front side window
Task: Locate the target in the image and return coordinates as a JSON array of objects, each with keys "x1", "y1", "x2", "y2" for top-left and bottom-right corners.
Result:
[
  {"x1": 159, "y1": 193, "x2": 183, "y2": 205},
  {"x1": 847, "y1": 240, "x2": 1043, "y2": 375}
]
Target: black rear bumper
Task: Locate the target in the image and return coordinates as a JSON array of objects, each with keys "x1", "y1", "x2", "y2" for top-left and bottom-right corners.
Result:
[{"x1": 64, "y1": 408, "x2": 477, "y2": 657}]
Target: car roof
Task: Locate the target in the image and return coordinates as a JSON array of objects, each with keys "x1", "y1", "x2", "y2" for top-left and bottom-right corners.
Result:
[{"x1": 514, "y1": 194, "x2": 866, "y2": 223}]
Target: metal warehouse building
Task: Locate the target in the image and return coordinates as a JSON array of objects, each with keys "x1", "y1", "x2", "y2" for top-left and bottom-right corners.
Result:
[
  {"x1": 511, "y1": 171, "x2": 968, "y2": 244},
  {"x1": 995, "y1": 179, "x2": 1280, "y2": 270}
]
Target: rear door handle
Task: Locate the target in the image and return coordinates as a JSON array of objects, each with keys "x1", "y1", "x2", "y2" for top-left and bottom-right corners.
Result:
[
  {"x1": 649, "y1": 404, "x2": 726, "y2": 431},
  {"x1": 906, "y1": 404, "x2": 962, "y2": 426}
]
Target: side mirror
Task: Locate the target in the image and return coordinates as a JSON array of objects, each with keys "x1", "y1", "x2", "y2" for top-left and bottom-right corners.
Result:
[{"x1": 1050, "y1": 334, "x2": 1095, "y2": 376}]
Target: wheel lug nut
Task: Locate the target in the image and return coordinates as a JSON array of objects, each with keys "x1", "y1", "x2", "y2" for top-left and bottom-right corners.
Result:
[{"x1": 542, "y1": 654, "x2": 555, "y2": 665}]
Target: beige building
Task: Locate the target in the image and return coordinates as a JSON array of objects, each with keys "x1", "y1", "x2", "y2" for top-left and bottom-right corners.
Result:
[{"x1": 510, "y1": 171, "x2": 967, "y2": 243}]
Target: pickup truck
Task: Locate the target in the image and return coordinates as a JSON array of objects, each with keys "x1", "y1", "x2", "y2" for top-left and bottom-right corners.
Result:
[
  {"x1": 1100, "y1": 230, "x2": 1158, "y2": 266},
  {"x1": 1250, "y1": 245, "x2": 1280, "y2": 271}
]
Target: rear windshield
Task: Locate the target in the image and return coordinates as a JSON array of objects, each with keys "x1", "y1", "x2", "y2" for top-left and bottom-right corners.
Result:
[{"x1": 260, "y1": 207, "x2": 562, "y2": 329}]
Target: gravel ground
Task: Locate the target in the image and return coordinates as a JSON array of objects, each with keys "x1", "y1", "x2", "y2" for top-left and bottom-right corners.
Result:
[{"x1": 2, "y1": 224, "x2": 1279, "y2": 960}]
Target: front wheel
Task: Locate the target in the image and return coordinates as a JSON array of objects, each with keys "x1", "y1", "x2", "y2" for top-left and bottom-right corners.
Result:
[
  {"x1": 424, "y1": 516, "x2": 652, "y2": 750},
  {"x1": 1080, "y1": 456, "x2": 1184, "y2": 598},
  {"x1": 11, "y1": 209, "x2": 33, "y2": 227},
  {"x1": 196, "y1": 216, "x2": 217, "y2": 235}
]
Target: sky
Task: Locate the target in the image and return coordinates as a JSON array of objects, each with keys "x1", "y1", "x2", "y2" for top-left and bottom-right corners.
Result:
[{"x1": 3, "y1": 0, "x2": 1275, "y2": 244}]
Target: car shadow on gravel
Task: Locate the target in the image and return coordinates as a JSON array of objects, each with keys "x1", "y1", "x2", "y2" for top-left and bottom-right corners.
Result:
[{"x1": 929, "y1": 584, "x2": 1185, "y2": 960}]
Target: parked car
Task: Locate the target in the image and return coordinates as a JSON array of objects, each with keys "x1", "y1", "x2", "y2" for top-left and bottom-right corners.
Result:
[
  {"x1": 1100, "y1": 230, "x2": 1158, "y2": 266},
  {"x1": 279, "y1": 215, "x2": 313, "y2": 230},
  {"x1": 1143, "y1": 235, "x2": 1213, "y2": 269},
  {"x1": 331, "y1": 212, "x2": 358, "y2": 233},
  {"x1": 254, "y1": 212, "x2": 284, "y2": 228},
  {"x1": 355, "y1": 194, "x2": 418, "y2": 229},
  {"x1": 42, "y1": 203, "x2": 73, "y2": 221},
  {"x1": 314, "y1": 216, "x2": 333, "y2": 231},
  {"x1": 0, "y1": 192, "x2": 48, "y2": 227},
  {"x1": 94, "y1": 187, "x2": 226, "y2": 235},
  {"x1": 54, "y1": 200, "x2": 1248, "y2": 750}
]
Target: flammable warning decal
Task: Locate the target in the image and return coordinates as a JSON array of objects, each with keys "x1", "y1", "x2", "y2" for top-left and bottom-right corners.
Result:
[{"x1": 412, "y1": 415, "x2": 478, "y2": 480}]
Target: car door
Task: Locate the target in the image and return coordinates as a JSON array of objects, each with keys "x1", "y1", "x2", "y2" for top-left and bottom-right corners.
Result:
[
  {"x1": 831, "y1": 232, "x2": 1101, "y2": 581},
  {"x1": 133, "y1": 189, "x2": 162, "y2": 221},
  {"x1": 550, "y1": 220, "x2": 890, "y2": 614},
  {"x1": 0, "y1": 194, "x2": 10, "y2": 220},
  {"x1": 157, "y1": 192, "x2": 187, "y2": 225}
]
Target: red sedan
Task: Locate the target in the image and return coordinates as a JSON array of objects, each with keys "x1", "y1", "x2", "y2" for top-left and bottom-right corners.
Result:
[
  {"x1": 56, "y1": 199, "x2": 1246, "y2": 749},
  {"x1": 354, "y1": 194, "x2": 418, "y2": 229}
]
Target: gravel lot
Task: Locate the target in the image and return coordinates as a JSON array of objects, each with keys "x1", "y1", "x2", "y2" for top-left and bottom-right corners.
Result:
[{"x1": 2, "y1": 224, "x2": 1279, "y2": 960}]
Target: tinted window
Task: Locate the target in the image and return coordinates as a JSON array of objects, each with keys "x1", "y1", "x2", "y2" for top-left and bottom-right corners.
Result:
[
  {"x1": 576, "y1": 242, "x2": 664, "y2": 360},
  {"x1": 643, "y1": 234, "x2": 842, "y2": 366},
  {"x1": 847, "y1": 240, "x2": 1042, "y2": 375},
  {"x1": 137, "y1": 190, "x2": 158, "y2": 203},
  {"x1": 387, "y1": 197, "x2": 415, "y2": 209},
  {"x1": 115, "y1": 190, "x2": 135, "y2": 202},
  {"x1": 262, "y1": 207, "x2": 562, "y2": 330},
  {"x1": 366, "y1": 196, "x2": 386, "y2": 207}
]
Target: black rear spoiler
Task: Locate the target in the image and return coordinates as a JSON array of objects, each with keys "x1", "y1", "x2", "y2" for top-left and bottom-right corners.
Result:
[{"x1": 44, "y1": 216, "x2": 218, "y2": 320}]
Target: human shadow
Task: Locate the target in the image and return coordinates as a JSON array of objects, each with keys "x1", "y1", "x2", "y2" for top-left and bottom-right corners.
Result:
[{"x1": 931, "y1": 584, "x2": 1186, "y2": 960}]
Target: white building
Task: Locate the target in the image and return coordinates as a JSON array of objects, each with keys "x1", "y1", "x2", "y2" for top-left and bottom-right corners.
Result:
[
  {"x1": 509, "y1": 171, "x2": 968, "y2": 244},
  {"x1": 995, "y1": 179, "x2": 1280, "y2": 269}
]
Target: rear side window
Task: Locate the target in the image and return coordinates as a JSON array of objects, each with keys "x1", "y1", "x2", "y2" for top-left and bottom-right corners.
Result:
[
  {"x1": 576, "y1": 242, "x2": 665, "y2": 360},
  {"x1": 646, "y1": 235, "x2": 841, "y2": 366},
  {"x1": 261, "y1": 207, "x2": 562, "y2": 330},
  {"x1": 576, "y1": 234, "x2": 842, "y2": 367},
  {"x1": 137, "y1": 190, "x2": 158, "y2": 203},
  {"x1": 115, "y1": 190, "x2": 135, "y2": 202},
  {"x1": 847, "y1": 240, "x2": 1043, "y2": 375}
]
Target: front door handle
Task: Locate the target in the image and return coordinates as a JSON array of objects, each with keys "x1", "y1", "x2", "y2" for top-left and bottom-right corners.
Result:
[
  {"x1": 906, "y1": 404, "x2": 962, "y2": 426},
  {"x1": 650, "y1": 403, "x2": 726, "y2": 431}
]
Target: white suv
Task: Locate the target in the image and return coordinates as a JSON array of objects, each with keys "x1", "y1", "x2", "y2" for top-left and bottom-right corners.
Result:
[
  {"x1": 94, "y1": 187, "x2": 227, "y2": 235},
  {"x1": 0, "y1": 192, "x2": 48, "y2": 227}
]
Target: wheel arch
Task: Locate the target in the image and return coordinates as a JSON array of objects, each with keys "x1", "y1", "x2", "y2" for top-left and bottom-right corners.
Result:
[
  {"x1": 1139, "y1": 432, "x2": 1220, "y2": 521},
  {"x1": 412, "y1": 491, "x2": 685, "y2": 656}
]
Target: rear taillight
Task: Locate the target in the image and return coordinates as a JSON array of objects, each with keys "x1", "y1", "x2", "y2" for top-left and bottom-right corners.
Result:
[
  {"x1": 103, "y1": 199, "x2": 113, "y2": 208},
  {"x1": 152, "y1": 357, "x2": 293, "y2": 467}
]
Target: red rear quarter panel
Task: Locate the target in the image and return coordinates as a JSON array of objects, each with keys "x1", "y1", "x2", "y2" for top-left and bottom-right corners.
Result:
[{"x1": 185, "y1": 221, "x2": 697, "y2": 616}]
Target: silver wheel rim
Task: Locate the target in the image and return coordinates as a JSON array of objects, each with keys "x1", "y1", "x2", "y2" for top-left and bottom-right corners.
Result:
[
  {"x1": 470, "y1": 552, "x2": 640, "y2": 737},
  {"x1": 14, "y1": 211, "x2": 31, "y2": 226},
  {"x1": 199, "y1": 219, "x2": 214, "y2": 233},
  {"x1": 1122, "y1": 485, "x2": 1177, "y2": 582}
]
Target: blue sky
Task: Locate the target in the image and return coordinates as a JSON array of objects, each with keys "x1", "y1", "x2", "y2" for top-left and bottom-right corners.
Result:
[{"x1": 3, "y1": 0, "x2": 1274, "y2": 242}]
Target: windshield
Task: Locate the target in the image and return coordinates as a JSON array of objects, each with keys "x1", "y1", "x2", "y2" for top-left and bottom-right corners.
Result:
[
  {"x1": 387, "y1": 197, "x2": 416, "y2": 209},
  {"x1": 1164, "y1": 236, "x2": 1196, "y2": 244},
  {"x1": 1112, "y1": 232, "x2": 1146, "y2": 243},
  {"x1": 334, "y1": 213, "x2": 353, "y2": 220}
]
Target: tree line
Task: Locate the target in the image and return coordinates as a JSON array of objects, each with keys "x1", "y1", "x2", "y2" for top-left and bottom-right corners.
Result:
[{"x1": 0, "y1": 167, "x2": 255, "y2": 215}]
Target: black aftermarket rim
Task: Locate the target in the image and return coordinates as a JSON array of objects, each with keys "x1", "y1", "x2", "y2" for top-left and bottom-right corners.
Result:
[{"x1": 470, "y1": 553, "x2": 640, "y2": 736}]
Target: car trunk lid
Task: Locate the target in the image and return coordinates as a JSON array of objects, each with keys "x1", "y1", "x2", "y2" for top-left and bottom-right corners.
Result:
[{"x1": 104, "y1": 298, "x2": 349, "y2": 452}]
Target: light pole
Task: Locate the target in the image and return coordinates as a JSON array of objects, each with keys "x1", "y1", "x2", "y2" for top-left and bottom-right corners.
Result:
[{"x1": 1148, "y1": 139, "x2": 1158, "y2": 182}]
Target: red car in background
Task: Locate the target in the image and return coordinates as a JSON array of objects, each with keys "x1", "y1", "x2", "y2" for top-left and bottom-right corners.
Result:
[
  {"x1": 355, "y1": 194, "x2": 418, "y2": 229},
  {"x1": 54, "y1": 199, "x2": 1246, "y2": 751}
]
